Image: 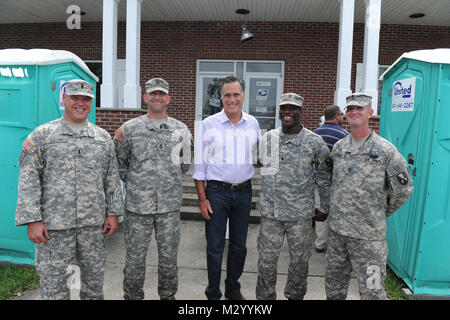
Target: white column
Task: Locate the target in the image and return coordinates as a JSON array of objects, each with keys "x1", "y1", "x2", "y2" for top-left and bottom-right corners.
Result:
[
  {"x1": 334, "y1": 0, "x2": 355, "y2": 111},
  {"x1": 100, "y1": 0, "x2": 119, "y2": 108},
  {"x1": 362, "y1": 0, "x2": 382, "y2": 114},
  {"x1": 123, "y1": 0, "x2": 142, "y2": 109}
]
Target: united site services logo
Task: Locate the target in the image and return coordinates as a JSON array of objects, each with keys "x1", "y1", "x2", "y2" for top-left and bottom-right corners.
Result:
[
  {"x1": 393, "y1": 81, "x2": 412, "y2": 99},
  {"x1": 391, "y1": 77, "x2": 415, "y2": 112}
]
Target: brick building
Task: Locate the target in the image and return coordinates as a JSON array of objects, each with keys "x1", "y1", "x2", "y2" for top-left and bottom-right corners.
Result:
[{"x1": 1, "y1": 0, "x2": 449, "y2": 136}]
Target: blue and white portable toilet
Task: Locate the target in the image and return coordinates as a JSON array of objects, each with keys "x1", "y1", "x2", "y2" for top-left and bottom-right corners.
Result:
[
  {"x1": 379, "y1": 48, "x2": 450, "y2": 297},
  {"x1": 0, "y1": 49, "x2": 98, "y2": 265}
]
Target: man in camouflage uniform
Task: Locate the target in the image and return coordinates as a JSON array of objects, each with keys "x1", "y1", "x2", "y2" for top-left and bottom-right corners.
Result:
[
  {"x1": 325, "y1": 93, "x2": 413, "y2": 300},
  {"x1": 256, "y1": 93, "x2": 332, "y2": 300},
  {"x1": 15, "y1": 79, "x2": 123, "y2": 300},
  {"x1": 114, "y1": 78, "x2": 192, "y2": 300}
]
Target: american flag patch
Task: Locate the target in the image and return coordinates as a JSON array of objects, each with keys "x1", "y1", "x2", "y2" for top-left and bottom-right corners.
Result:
[
  {"x1": 23, "y1": 138, "x2": 34, "y2": 151},
  {"x1": 115, "y1": 128, "x2": 125, "y2": 142}
]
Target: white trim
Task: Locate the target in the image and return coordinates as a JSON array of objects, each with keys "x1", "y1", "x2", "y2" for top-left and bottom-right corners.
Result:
[
  {"x1": 100, "y1": 0, "x2": 119, "y2": 108},
  {"x1": 362, "y1": 0, "x2": 382, "y2": 115},
  {"x1": 116, "y1": 59, "x2": 126, "y2": 109},
  {"x1": 123, "y1": 0, "x2": 142, "y2": 109},
  {"x1": 334, "y1": 0, "x2": 355, "y2": 111}
]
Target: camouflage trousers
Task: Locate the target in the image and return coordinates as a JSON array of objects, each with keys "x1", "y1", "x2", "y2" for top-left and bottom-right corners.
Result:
[
  {"x1": 256, "y1": 217, "x2": 313, "y2": 300},
  {"x1": 123, "y1": 210, "x2": 180, "y2": 300},
  {"x1": 325, "y1": 229, "x2": 388, "y2": 300},
  {"x1": 35, "y1": 225, "x2": 106, "y2": 300}
]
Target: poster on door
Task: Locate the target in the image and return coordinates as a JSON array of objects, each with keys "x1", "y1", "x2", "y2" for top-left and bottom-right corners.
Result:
[{"x1": 391, "y1": 77, "x2": 415, "y2": 112}]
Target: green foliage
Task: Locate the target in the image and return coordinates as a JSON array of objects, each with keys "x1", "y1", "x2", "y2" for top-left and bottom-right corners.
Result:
[
  {"x1": 0, "y1": 265, "x2": 39, "y2": 300},
  {"x1": 385, "y1": 266, "x2": 407, "y2": 300}
]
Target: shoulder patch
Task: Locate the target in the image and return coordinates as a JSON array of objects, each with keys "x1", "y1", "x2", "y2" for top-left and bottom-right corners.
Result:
[
  {"x1": 23, "y1": 138, "x2": 34, "y2": 151},
  {"x1": 115, "y1": 128, "x2": 125, "y2": 142}
]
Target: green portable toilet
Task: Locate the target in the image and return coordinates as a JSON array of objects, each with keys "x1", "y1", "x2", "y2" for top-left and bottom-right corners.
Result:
[
  {"x1": 0, "y1": 49, "x2": 98, "y2": 265},
  {"x1": 379, "y1": 48, "x2": 450, "y2": 297}
]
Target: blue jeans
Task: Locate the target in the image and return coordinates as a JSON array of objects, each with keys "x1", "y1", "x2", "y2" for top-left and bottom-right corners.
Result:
[{"x1": 204, "y1": 181, "x2": 252, "y2": 300}]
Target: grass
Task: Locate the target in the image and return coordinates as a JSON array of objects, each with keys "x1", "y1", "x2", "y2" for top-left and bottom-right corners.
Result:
[
  {"x1": 385, "y1": 266, "x2": 408, "y2": 300},
  {"x1": 0, "y1": 264, "x2": 40, "y2": 300}
]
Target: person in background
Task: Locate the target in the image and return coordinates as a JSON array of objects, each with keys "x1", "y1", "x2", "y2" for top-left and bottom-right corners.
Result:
[{"x1": 313, "y1": 104, "x2": 349, "y2": 253}]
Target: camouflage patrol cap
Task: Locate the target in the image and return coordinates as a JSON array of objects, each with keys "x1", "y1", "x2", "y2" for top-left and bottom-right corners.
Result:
[
  {"x1": 346, "y1": 93, "x2": 372, "y2": 107},
  {"x1": 145, "y1": 77, "x2": 169, "y2": 94},
  {"x1": 279, "y1": 93, "x2": 304, "y2": 109},
  {"x1": 64, "y1": 79, "x2": 95, "y2": 98}
]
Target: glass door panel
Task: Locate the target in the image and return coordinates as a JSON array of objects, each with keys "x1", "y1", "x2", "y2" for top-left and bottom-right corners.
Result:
[
  {"x1": 200, "y1": 76, "x2": 226, "y2": 119},
  {"x1": 245, "y1": 74, "x2": 281, "y2": 131}
]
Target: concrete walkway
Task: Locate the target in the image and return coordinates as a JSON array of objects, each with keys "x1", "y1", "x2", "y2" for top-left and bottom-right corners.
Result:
[{"x1": 13, "y1": 220, "x2": 360, "y2": 300}]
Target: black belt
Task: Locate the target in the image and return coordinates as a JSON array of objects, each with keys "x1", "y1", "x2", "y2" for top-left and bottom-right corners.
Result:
[{"x1": 207, "y1": 179, "x2": 251, "y2": 190}]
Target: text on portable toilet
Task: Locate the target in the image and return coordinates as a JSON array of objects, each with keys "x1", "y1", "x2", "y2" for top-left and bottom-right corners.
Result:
[{"x1": 391, "y1": 77, "x2": 416, "y2": 112}]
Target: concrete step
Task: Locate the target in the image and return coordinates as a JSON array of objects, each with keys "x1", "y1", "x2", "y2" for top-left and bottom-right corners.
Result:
[
  {"x1": 180, "y1": 205, "x2": 261, "y2": 224},
  {"x1": 180, "y1": 170, "x2": 262, "y2": 223}
]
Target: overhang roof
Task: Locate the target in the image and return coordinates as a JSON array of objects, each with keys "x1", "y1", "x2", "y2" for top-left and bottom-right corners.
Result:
[{"x1": 1, "y1": 0, "x2": 449, "y2": 26}]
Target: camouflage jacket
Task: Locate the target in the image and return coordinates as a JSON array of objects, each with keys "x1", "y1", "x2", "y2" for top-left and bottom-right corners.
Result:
[
  {"x1": 15, "y1": 117, "x2": 123, "y2": 230},
  {"x1": 114, "y1": 115, "x2": 192, "y2": 214},
  {"x1": 328, "y1": 132, "x2": 413, "y2": 240},
  {"x1": 257, "y1": 127, "x2": 332, "y2": 221}
]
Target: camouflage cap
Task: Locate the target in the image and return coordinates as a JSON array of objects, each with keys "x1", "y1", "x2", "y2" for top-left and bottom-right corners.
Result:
[
  {"x1": 64, "y1": 79, "x2": 95, "y2": 98},
  {"x1": 279, "y1": 93, "x2": 304, "y2": 109},
  {"x1": 346, "y1": 93, "x2": 372, "y2": 107},
  {"x1": 145, "y1": 77, "x2": 169, "y2": 94}
]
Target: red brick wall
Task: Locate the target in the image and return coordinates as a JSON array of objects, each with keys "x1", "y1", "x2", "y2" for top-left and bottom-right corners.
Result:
[
  {"x1": 95, "y1": 109, "x2": 146, "y2": 137},
  {"x1": 1, "y1": 21, "x2": 449, "y2": 136}
]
